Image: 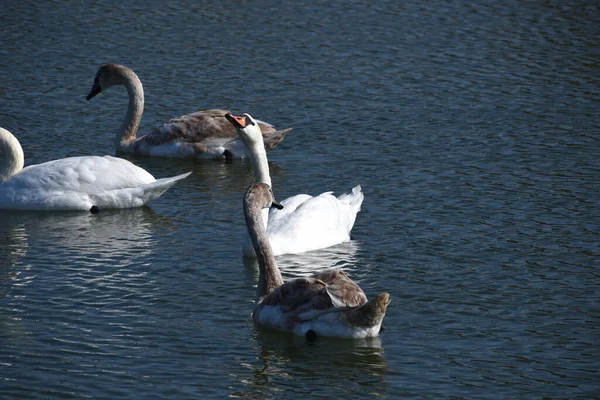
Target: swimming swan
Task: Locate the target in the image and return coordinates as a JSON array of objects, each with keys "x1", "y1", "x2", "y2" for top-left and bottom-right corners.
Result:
[
  {"x1": 0, "y1": 127, "x2": 191, "y2": 211},
  {"x1": 226, "y1": 113, "x2": 364, "y2": 256},
  {"x1": 86, "y1": 64, "x2": 291, "y2": 159},
  {"x1": 245, "y1": 183, "x2": 389, "y2": 339}
]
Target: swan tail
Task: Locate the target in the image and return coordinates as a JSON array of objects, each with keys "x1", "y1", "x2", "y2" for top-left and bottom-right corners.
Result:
[
  {"x1": 88, "y1": 171, "x2": 191, "y2": 209},
  {"x1": 262, "y1": 128, "x2": 292, "y2": 151},
  {"x1": 337, "y1": 185, "x2": 364, "y2": 211},
  {"x1": 345, "y1": 292, "x2": 390, "y2": 328},
  {"x1": 136, "y1": 171, "x2": 191, "y2": 203},
  {"x1": 145, "y1": 172, "x2": 191, "y2": 191}
]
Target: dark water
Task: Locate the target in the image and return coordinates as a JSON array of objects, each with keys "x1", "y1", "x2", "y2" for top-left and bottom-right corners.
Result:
[{"x1": 1, "y1": 0, "x2": 599, "y2": 398}]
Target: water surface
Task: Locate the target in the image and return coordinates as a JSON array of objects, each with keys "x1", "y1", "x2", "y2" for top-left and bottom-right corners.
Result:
[{"x1": 1, "y1": 0, "x2": 599, "y2": 398}]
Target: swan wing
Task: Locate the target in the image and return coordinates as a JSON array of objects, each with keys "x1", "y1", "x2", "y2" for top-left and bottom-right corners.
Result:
[
  {"x1": 312, "y1": 268, "x2": 368, "y2": 308},
  {"x1": 0, "y1": 156, "x2": 188, "y2": 210},
  {"x1": 144, "y1": 109, "x2": 290, "y2": 152},
  {"x1": 256, "y1": 269, "x2": 367, "y2": 329},
  {"x1": 259, "y1": 277, "x2": 331, "y2": 311},
  {"x1": 259, "y1": 270, "x2": 365, "y2": 312},
  {"x1": 10, "y1": 156, "x2": 153, "y2": 192},
  {"x1": 265, "y1": 191, "x2": 359, "y2": 254},
  {"x1": 145, "y1": 109, "x2": 236, "y2": 145},
  {"x1": 90, "y1": 171, "x2": 191, "y2": 209}
]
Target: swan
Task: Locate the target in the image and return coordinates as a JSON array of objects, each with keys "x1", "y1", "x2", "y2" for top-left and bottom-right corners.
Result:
[
  {"x1": 225, "y1": 113, "x2": 364, "y2": 256},
  {"x1": 244, "y1": 182, "x2": 389, "y2": 339},
  {"x1": 86, "y1": 63, "x2": 292, "y2": 159},
  {"x1": 0, "y1": 127, "x2": 191, "y2": 211}
]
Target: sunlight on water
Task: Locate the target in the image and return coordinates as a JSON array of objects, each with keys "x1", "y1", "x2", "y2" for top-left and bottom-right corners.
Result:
[{"x1": 1, "y1": 0, "x2": 598, "y2": 398}]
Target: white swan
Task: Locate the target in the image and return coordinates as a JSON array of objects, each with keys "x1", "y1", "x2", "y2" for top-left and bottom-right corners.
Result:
[
  {"x1": 225, "y1": 113, "x2": 364, "y2": 256},
  {"x1": 0, "y1": 127, "x2": 191, "y2": 211},
  {"x1": 245, "y1": 183, "x2": 389, "y2": 339},
  {"x1": 86, "y1": 64, "x2": 291, "y2": 159}
]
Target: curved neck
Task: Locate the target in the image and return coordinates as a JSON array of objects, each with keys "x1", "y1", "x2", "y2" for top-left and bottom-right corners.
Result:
[
  {"x1": 244, "y1": 200, "x2": 283, "y2": 302},
  {"x1": 117, "y1": 70, "x2": 144, "y2": 150},
  {"x1": 0, "y1": 129, "x2": 24, "y2": 182}
]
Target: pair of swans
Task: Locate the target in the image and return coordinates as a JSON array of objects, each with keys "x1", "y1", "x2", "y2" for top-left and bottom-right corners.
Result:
[
  {"x1": 244, "y1": 183, "x2": 389, "y2": 339},
  {"x1": 225, "y1": 113, "x2": 364, "y2": 257},
  {"x1": 229, "y1": 114, "x2": 388, "y2": 339}
]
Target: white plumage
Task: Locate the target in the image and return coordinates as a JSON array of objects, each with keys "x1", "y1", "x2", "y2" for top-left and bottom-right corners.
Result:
[
  {"x1": 0, "y1": 128, "x2": 190, "y2": 211},
  {"x1": 225, "y1": 113, "x2": 364, "y2": 256}
]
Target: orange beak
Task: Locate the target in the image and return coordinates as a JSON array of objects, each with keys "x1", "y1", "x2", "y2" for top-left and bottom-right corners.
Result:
[{"x1": 225, "y1": 113, "x2": 248, "y2": 128}]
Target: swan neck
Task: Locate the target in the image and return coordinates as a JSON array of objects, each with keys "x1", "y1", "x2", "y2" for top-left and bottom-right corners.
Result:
[
  {"x1": 117, "y1": 71, "x2": 144, "y2": 150},
  {"x1": 0, "y1": 129, "x2": 25, "y2": 182},
  {"x1": 244, "y1": 200, "x2": 283, "y2": 301},
  {"x1": 250, "y1": 144, "x2": 271, "y2": 187}
]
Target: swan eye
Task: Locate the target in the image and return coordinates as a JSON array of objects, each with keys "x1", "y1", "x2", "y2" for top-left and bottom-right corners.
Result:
[{"x1": 244, "y1": 116, "x2": 255, "y2": 127}]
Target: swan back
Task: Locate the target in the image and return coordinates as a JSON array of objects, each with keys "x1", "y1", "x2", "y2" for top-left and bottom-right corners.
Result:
[
  {"x1": 0, "y1": 128, "x2": 25, "y2": 182},
  {"x1": 0, "y1": 152, "x2": 191, "y2": 211}
]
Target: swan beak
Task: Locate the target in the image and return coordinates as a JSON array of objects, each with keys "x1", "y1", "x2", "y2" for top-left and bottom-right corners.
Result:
[
  {"x1": 271, "y1": 200, "x2": 283, "y2": 210},
  {"x1": 86, "y1": 80, "x2": 102, "y2": 100},
  {"x1": 225, "y1": 113, "x2": 250, "y2": 128}
]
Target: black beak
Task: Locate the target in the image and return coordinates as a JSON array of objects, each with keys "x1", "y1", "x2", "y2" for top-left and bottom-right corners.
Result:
[
  {"x1": 86, "y1": 79, "x2": 102, "y2": 101},
  {"x1": 271, "y1": 200, "x2": 283, "y2": 210}
]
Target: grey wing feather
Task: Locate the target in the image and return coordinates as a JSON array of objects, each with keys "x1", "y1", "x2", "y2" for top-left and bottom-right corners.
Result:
[
  {"x1": 143, "y1": 109, "x2": 235, "y2": 145},
  {"x1": 142, "y1": 109, "x2": 291, "y2": 151},
  {"x1": 259, "y1": 269, "x2": 367, "y2": 317},
  {"x1": 311, "y1": 269, "x2": 368, "y2": 308}
]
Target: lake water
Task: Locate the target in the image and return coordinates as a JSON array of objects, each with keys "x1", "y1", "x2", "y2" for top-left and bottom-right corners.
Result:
[{"x1": 1, "y1": 0, "x2": 599, "y2": 398}]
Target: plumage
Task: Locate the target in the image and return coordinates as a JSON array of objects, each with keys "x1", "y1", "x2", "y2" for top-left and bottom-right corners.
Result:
[
  {"x1": 87, "y1": 64, "x2": 291, "y2": 158},
  {"x1": 0, "y1": 128, "x2": 190, "y2": 211},
  {"x1": 244, "y1": 183, "x2": 389, "y2": 339},
  {"x1": 225, "y1": 113, "x2": 364, "y2": 256}
]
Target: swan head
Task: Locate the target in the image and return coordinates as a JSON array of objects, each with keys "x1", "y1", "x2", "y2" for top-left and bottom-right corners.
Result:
[
  {"x1": 86, "y1": 64, "x2": 132, "y2": 100},
  {"x1": 0, "y1": 127, "x2": 25, "y2": 181},
  {"x1": 225, "y1": 113, "x2": 263, "y2": 147},
  {"x1": 244, "y1": 183, "x2": 283, "y2": 212}
]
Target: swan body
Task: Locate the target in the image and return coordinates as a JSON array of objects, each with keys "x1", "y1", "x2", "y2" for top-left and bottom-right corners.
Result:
[
  {"x1": 0, "y1": 128, "x2": 190, "y2": 211},
  {"x1": 87, "y1": 64, "x2": 291, "y2": 159},
  {"x1": 244, "y1": 183, "x2": 389, "y2": 339},
  {"x1": 225, "y1": 113, "x2": 364, "y2": 256}
]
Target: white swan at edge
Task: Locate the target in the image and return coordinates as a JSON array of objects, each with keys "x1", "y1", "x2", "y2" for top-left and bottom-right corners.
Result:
[
  {"x1": 0, "y1": 127, "x2": 190, "y2": 211},
  {"x1": 225, "y1": 113, "x2": 364, "y2": 256},
  {"x1": 245, "y1": 182, "x2": 389, "y2": 339},
  {"x1": 86, "y1": 64, "x2": 291, "y2": 159}
]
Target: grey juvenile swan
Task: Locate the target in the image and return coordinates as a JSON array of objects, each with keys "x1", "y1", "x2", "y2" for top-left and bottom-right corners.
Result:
[{"x1": 87, "y1": 64, "x2": 291, "y2": 159}]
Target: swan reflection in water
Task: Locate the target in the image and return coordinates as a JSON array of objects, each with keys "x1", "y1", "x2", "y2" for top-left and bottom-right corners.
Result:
[
  {"x1": 231, "y1": 329, "x2": 388, "y2": 398},
  {"x1": 0, "y1": 207, "x2": 172, "y2": 337},
  {"x1": 0, "y1": 220, "x2": 28, "y2": 277},
  {"x1": 0, "y1": 207, "x2": 171, "y2": 263},
  {"x1": 243, "y1": 240, "x2": 362, "y2": 281}
]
